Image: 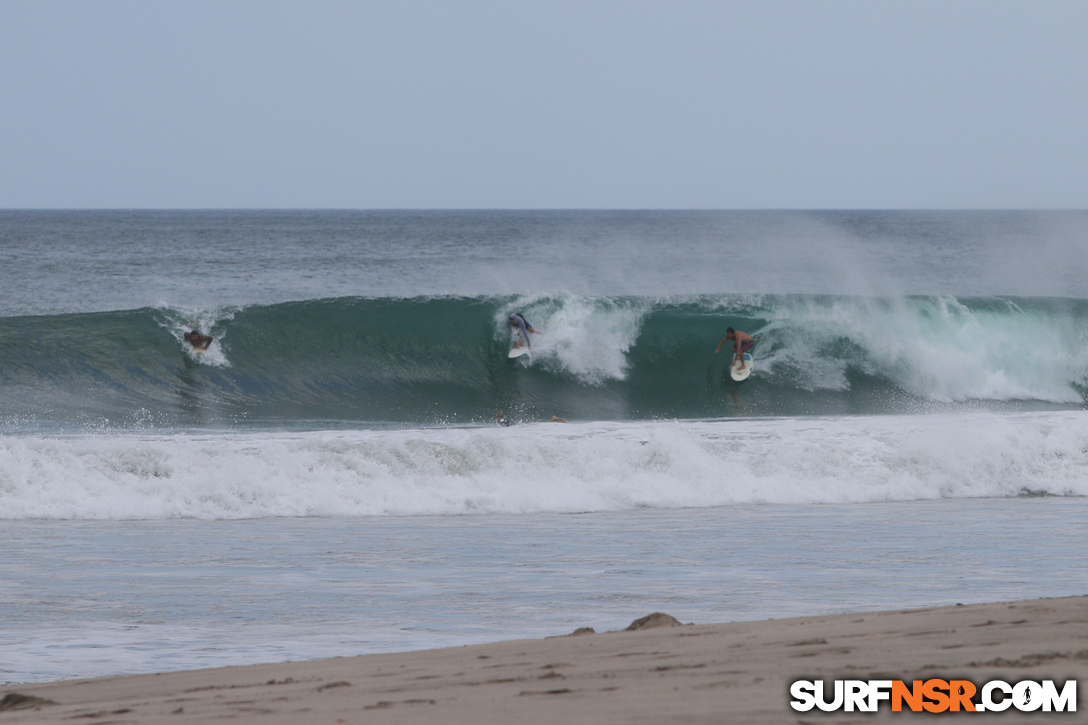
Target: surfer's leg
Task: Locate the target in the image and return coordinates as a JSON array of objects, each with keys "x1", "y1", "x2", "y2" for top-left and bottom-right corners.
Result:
[{"x1": 738, "y1": 340, "x2": 753, "y2": 368}]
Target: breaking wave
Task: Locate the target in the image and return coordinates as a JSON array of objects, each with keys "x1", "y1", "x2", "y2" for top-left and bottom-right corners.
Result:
[{"x1": 0, "y1": 293, "x2": 1086, "y2": 430}]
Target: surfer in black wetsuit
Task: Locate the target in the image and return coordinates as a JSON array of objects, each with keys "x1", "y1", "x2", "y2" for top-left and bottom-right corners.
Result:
[
  {"x1": 184, "y1": 329, "x2": 213, "y2": 351},
  {"x1": 507, "y1": 312, "x2": 537, "y2": 349},
  {"x1": 714, "y1": 327, "x2": 754, "y2": 370}
]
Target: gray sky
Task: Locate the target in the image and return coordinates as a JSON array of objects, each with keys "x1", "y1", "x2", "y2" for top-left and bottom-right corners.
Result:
[{"x1": 1, "y1": 1, "x2": 1086, "y2": 209}]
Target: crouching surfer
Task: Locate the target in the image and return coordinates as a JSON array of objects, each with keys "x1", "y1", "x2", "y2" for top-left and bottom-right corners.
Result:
[
  {"x1": 184, "y1": 328, "x2": 213, "y2": 352},
  {"x1": 507, "y1": 312, "x2": 537, "y2": 349},
  {"x1": 714, "y1": 327, "x2": 754, "y2": 371}
]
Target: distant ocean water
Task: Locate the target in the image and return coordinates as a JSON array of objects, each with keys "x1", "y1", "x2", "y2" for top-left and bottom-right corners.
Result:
[{"x1": 2, "y1": 210, "x2": 1087, "y2": 684}]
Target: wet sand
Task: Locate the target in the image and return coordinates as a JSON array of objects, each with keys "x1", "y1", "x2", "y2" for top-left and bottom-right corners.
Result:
[{"x1": 2, "y1": 595, "x2": 1085, "y2": 724}]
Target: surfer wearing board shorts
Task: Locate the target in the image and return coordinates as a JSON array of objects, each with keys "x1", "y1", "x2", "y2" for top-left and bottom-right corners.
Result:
[
  {"x1": 184, "y1": 329, "x2": 213, "y2": 351},
  {"x1": 507, "y1": 312, "x2": 537, "y2": 349},
  {"x1": 714, "y1": 327, "x2": 754, "y2": 370}
]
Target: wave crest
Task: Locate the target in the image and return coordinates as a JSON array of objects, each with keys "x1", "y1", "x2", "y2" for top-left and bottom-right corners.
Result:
[{"x1": 0, "y1": 294, "x2": 1086, "y2": 429}]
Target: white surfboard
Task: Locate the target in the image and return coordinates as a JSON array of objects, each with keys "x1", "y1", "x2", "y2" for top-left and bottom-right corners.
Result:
[
  {"x1": 508, "y1": 345, "x2": 531, "y2": 359},
  {"x1": 730, "y1": 353, "x2": 753, "y2": 381}
]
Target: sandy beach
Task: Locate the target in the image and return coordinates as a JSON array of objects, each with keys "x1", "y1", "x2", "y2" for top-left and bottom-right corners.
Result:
[{"x1": 2, "y1": 595, "x2": 1084, "y2": 724}]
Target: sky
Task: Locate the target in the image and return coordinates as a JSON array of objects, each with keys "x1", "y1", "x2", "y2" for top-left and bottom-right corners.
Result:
[{"x1": 1, "y1": 1, "x2": 1086, "y2": 209}]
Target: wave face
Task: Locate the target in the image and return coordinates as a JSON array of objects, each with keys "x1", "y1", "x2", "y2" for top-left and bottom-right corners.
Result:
[{"x1": 1, "y1": 294, "x2": 1087, "y2": 430}]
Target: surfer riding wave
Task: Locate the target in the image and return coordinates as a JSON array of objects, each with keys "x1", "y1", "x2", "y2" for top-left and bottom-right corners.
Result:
[
  {"x1": 507, "y1": 312, "x2": 537, "y2": 349},
  {"x1": 714, "y1": 327, "x2": 754, "y2": 371},
  {"x1": 184, "y1": 328, "x2": 213, "y2": 352}
]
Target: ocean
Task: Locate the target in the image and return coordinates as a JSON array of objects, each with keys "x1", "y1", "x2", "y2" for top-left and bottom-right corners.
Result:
[{"x1": 2, "y1": 210, "x2": 1087, "y2": 685}]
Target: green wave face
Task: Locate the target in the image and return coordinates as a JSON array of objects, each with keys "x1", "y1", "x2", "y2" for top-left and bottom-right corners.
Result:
[{"x1": 2, "y1": 294, "x2": 1087, "y2": 430}]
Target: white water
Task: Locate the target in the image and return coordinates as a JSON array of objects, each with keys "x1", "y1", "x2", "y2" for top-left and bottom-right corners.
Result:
[
  {"x1": 760, "y1": 295, "x2": 1088, "y2": 402},
  {"x1": 496, "y1": 293, "x2": 649, "y2": 384},
  {"x1": 2, "y1": 412, "x2": 1086, "y2": 520}
]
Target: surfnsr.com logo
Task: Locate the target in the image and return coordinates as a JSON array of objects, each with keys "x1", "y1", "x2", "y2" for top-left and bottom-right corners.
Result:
[{"x1": 790, "y1": 679, "x2": 1077, "y2": 713}]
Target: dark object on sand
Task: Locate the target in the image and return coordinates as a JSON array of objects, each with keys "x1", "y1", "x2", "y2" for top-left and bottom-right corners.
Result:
[{"x1": 625, "y1": 612, "x2": 684, "y2": 631}]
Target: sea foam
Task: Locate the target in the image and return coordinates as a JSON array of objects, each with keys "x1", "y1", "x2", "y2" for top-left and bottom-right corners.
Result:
[{"x1": 1, "y1": 412, "x2": 1085, "y2": 520}]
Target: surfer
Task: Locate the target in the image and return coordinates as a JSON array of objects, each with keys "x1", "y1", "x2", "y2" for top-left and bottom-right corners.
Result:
[
  {"x1": 507, "y1": 312, "x2": 537, "y2": 349},
  {"x1": 495, "y1": 411, "x2": 567, "y2": 425},
  {"x1": 184, "y1": 329, "x2": 213, "y2": 351},
  {"x1": 714, "y1": 327, "x2": 754, "y2": 370}
]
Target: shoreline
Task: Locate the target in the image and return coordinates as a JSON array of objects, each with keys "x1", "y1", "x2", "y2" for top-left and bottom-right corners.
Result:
[{"x1": 3, "y1": 595, "x2": 1086, "y2": 723}]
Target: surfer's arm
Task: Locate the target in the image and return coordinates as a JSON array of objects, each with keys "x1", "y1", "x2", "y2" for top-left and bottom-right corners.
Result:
[{"x1": 714, "y1": 336, "x2": 730, "y2": 353}]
